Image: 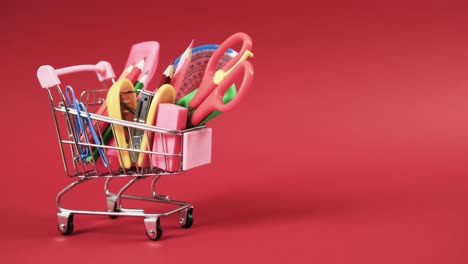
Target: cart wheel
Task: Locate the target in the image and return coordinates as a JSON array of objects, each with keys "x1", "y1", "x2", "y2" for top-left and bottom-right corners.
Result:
[
  {"x1": 145, "y1": 218, "x2": 163, "y2": 241},
  {"x1": 58, "y1": 214, "x2": 74, "y2": 236},
  {"x1": 179, "y1": 208, "x2": 193, "y2": 229},
  {"x1": 108, "y1": 203, "x2": 119, "y2": 219},
  {"x1": 107, "y1": 195, "x2": 119, "y2": 219}
]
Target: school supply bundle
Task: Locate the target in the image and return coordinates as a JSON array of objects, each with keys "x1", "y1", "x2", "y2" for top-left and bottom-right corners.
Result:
[{"x1": 36, "y1": 32, "x2": 254, "y2": 241}]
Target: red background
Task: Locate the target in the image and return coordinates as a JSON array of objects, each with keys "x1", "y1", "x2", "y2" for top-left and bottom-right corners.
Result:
[{"x1": 3, "y1": 0, "x2": 468, "y2": 263}]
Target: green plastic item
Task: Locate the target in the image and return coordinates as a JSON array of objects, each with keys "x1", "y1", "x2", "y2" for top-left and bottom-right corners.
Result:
[
  {"x1": 176, "y1": 84, "x2": 237, "y2": 126},
  {"x1": 86, "y1": 125, "x2": 113, "y2": 163}
]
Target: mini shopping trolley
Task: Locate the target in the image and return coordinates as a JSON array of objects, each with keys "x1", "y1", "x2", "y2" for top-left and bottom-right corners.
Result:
[
  {"x1": 37, "y1": 61, "x2": 212, "y2": 241},
  {"x1": 38, "y1": 33, "x2": 254, "y2": 241}
]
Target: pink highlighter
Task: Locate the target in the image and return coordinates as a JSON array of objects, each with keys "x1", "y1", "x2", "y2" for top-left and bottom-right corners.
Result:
[{"x1": 152, "y1": 104, "x2": 188, "y2": 172}]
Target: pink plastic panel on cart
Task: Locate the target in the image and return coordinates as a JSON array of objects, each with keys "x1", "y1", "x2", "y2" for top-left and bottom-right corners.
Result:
[
  {"x1": 124, "y1": 41, "x2": 160, "y2": 86},
  {"x1": 37, "y1": 61, "x2": 115, "y2": 88},
  {"x1": 183, "y1": 128, "x2": 212, "y2": 170}
]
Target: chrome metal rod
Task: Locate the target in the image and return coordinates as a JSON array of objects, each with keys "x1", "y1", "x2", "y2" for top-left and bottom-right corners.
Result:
[
  {"x1": 60, "y1": 140, "x2": 182, "y2": 156},
  {"x1": 56, "y1": 177, "x2": 93, "y2": 210},
  {"x1": 59, "y1": 202, "x2": 190, "y2": 217},
  {"x1": 55, "y1": 107, "x2": 206, "y2": 135},
  {"x1": 119, "y1": 193, "x2": 189, "y2": 206},
  {"x1": 115, "y1": 177, "x2": 142, "y2": 208},
  {"x1": 151, "y1": 175, "x2": 169, "y2": 200}
]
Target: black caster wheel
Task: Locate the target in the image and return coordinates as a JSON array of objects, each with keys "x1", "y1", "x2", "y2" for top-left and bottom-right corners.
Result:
[
  {"x1": 146, "y1": 218, "x2": 163, "y2": 241},
  {"x1": 180, "y1": 208, "x2": 193, "y2": 229},
  {"x1": 58, "y1": 214, "x2": 74, "y2": 236},
  {"x1": 108, "y1": 204, "x2": 119, "y2": 219}
]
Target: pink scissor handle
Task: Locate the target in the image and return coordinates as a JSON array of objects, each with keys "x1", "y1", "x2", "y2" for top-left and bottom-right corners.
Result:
[
  {"x1": 191, "y1": 61, "x2": 254, "y2": 126},
  {"x1": 37, "y1": 61, "x2": 115, "y2": 89},
  {"x1": 124, "y1": 41, "x2": 160, "y2": 83},
  {"x1": 189, "y1": 32, "x2": 253, "y2": 109},
  {"x1": 217, "y1": 32, "x2": 252, "y2": 74}
]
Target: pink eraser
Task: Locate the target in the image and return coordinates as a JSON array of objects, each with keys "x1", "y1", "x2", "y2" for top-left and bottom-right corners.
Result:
[
  {"x1": 152, "y1": 104, "x2": 188, "y2": 172},
  {"x1": 155, "y1": 104, "x2": 188, "y2": 130},
  {"x1": 183, "y1": 128, "x2": 212, "y2": 170}
]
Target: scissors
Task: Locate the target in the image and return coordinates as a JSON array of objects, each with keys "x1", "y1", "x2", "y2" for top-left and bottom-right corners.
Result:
[
  {"x1": 188, "y1": 32, "x2": 255, "y2": 126},
  {"x1": 65, "y1": 86, "x2": 108, "y2": 167}
]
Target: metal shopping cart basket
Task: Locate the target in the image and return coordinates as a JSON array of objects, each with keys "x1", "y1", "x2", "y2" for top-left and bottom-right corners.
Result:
[{"x1": 37, "y1": 61, "x2": 212, "y2": 241}]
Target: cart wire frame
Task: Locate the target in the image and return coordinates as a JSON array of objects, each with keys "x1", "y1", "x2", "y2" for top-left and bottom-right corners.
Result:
[{"x1": 46, "y1": 79, "x2": 202, "y2": 240}]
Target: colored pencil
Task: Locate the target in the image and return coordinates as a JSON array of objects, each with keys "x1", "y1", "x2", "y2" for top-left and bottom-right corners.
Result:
[
  {"x1": 171, "y1": 40, "x2": 193, "y2": 96},
  {"x1": 160, "y1": 64, "x2": 174, "y2": 85},
  {"x1": 125, "y1": 59, "x2": 145, "y2": 83},
  {"x1": 118, "y1": 64, "x2": 134, "y2": 80},
  {"x1": 134, "y1": 71, "x2": 149, "y2": 95}
]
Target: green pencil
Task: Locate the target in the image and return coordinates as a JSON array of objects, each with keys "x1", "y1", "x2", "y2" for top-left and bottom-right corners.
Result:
[
  {"x1": 134, "y1": 71, "x2": 149, "y2": 95},
  {"x1": 86, "y1": 126, "x2": 113, "y2": 163}
]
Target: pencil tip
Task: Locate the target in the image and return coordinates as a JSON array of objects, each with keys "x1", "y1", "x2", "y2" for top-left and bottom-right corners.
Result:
[
  {"x1": 140, "y1": 73, "x2": 148, "y2": 82},
  {"x1": 135, "y1": 59, "x2": 145, "y2": 68},
  {"x1": 164, "y1": 64, "x2": 174, "y2": 75}
]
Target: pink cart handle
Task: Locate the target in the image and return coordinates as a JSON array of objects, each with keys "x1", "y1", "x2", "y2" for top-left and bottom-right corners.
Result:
[{"x1": 37, "y1": 61, "x2": 115, "y2": 89}]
